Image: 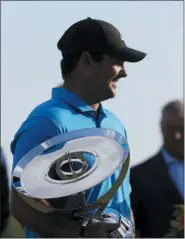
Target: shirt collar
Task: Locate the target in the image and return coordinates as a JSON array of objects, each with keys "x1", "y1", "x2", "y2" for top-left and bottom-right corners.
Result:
[
  {"x1": 161, "y1": 148, "x2": 182, "y2": 165},
  {"x1": 52, "y1": 87, "x2": 107, "y2": 116}
]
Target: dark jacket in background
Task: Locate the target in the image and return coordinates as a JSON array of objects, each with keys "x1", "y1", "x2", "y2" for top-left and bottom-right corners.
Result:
[
  {"x1": 130, "y1": 152, "x2": 183, "y2": 238},
  {"x1": 0, "y1": 147, "x2": 10, "y2": 235}
]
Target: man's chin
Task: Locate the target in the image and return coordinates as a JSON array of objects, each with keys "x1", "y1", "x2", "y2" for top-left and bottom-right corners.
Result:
[
  {"x1": 106, "y1": 88, "x2": 116, "y2": 99},
  {"x1": 100, "y1": 90, "x2": 116, "y2": 102},
  {"x1": 110, "y1": 88, "x2": 116, "y2": 98}
]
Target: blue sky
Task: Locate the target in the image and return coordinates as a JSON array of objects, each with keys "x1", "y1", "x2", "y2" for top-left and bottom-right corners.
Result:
[{"x1": 1, "y1": 1, "x2": 183, "y2": 173}]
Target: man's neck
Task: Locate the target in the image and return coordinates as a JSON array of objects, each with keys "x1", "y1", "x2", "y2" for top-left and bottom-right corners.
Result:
[{"x1": 63, "y1": 81, "x2": 99, "y2": 111}]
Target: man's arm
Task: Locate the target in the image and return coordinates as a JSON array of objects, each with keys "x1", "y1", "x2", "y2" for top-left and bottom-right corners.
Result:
[
  {"x1": 11, "y1": 117, "x2": 82, "y2": 237},
  {"x1": 11, "y1": 117, "x2": 119, "y2": 238},
  {"x1": 11, "y1": 188, "x2": 81, "y2": 237}
]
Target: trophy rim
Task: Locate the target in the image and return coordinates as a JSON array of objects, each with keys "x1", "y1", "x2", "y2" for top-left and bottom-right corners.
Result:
[{"x1": 12, "y1": 128, "x2": 129, "y2": 199}]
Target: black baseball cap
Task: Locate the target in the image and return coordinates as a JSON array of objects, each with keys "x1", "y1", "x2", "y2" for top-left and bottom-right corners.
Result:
[{"x1": 57, "y1": 17, "x2": 146, "y2": 63}]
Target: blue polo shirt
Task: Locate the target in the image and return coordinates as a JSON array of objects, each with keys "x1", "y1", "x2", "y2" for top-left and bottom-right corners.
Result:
[{"x1": 11, "y1": 87, "x2": 131, "y2": 238}]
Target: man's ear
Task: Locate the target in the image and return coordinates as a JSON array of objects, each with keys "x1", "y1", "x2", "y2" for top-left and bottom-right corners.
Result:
[{"x1": 79, "y1": 52, "x2": 92, "y2": 67}]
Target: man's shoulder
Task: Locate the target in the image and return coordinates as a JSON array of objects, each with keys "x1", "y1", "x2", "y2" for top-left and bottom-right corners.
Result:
[
  {"x1": 11, "y1": 99, "x2": 69, "y2": 149},
  {"x1": 104, "y1": 108, "x2": 125, "y2": 128},
  {"x1": 104, "y1": 108, "x2": 127, "y2": 138},
  {"x1": 28, "y1": 97, "x2": 70, "y2": 119},
  {"x1": 18, "y1": 97, "x2": 72, "y2": 131},
  {"x1": 104, "y1": 108, "x2": 121, "y2": 121}
]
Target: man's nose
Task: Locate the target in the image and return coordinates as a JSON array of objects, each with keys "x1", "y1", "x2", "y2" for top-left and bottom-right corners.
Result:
[{"x1": 119, "y1": 67, "x2": 127, "y2": 78}]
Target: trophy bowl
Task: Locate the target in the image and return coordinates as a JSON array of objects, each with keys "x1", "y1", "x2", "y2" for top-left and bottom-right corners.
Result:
[{"x1": 12, "y1": 128, "x2": 133, "y2": 237}]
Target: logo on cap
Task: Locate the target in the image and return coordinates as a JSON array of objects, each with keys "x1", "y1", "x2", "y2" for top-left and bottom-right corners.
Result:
[{"x1": 120, "y1": 35, "x2": 124, "y2": 41}]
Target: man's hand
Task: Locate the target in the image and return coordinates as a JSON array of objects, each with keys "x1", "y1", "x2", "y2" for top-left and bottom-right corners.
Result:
[
  {"x1": 46, "y1": 213, "x2": 81, "y2": 238},
  {"x1": 12, "y1": 189, "x2": 121, "y2": 238},
  {"x1": 48, "y1": 211, "x2": 120, "y2": 238},
  {"x1": 83, "y1": 220, "x2": 120, "y2": 238}
]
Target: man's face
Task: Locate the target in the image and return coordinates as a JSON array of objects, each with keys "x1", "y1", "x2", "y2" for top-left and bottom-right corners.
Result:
[
  {"x1": 88, "y1": 54, "x2": 127, "y2": 102},
  {"x1": 161, "y1": 111, "x2": 184, "y2": 160}
]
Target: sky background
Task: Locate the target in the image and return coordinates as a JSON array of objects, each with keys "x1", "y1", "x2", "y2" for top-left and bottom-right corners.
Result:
[{"x1": 1, "y1": 1, "x2": 183, "y2": 175}]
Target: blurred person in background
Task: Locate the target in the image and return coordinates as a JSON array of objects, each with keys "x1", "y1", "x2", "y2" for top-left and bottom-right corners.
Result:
[
  {"x1": 130, "y1": 100, "x2": 184, "y2": 238},
  {"x1": 0, "y1": 147, "x2": 10, "y2": 236}
]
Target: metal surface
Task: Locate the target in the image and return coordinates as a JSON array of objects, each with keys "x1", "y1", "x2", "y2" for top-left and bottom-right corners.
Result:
[
  {"x1": 78, "y1": 208, "x2": 134, "y2": 238},
  {"x1": 12, "y1": 128, "x2": 129, "y2": 200},
  {"x1": 12, "y1": 128, "x2": 132, "y2": 237}
]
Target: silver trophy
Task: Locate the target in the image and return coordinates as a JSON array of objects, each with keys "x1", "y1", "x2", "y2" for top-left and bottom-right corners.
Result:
[{"x1": 12, "y1": 128, "x2": 133, "y2": 237}]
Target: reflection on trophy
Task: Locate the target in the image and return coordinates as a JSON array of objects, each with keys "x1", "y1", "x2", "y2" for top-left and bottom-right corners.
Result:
[{"x1": 12, "y1": 128, "x2": 133, "y2": 238}]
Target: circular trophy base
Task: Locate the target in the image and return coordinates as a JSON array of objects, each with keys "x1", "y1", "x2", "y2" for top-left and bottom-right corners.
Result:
[{"x1": 13, "y1": 128, "x2": 129, "y2": 202}]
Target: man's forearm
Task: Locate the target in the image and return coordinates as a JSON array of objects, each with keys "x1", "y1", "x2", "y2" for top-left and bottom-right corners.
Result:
[{"x1": 11, "y1": 189, "x2": 81, "y2": 237}]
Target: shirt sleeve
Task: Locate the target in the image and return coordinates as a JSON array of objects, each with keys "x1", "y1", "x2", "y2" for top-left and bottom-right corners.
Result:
[{"x1": 11, "y1": 117, "x2": 61, "y2": 173}]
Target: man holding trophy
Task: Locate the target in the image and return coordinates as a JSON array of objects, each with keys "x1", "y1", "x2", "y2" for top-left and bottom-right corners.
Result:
[{"x1": 10, "y1": 18, "x2": 146, "y2": 238}]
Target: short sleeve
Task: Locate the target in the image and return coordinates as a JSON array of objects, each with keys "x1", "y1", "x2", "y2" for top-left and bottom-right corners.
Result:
[{"x1": 11, "y1": 117, "x2": 61, "y2": 173}]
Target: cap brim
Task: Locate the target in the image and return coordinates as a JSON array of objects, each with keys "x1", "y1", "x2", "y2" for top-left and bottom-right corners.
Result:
[{"x1": 109, "y1": 47, "x2": 147, "y2": 63}]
